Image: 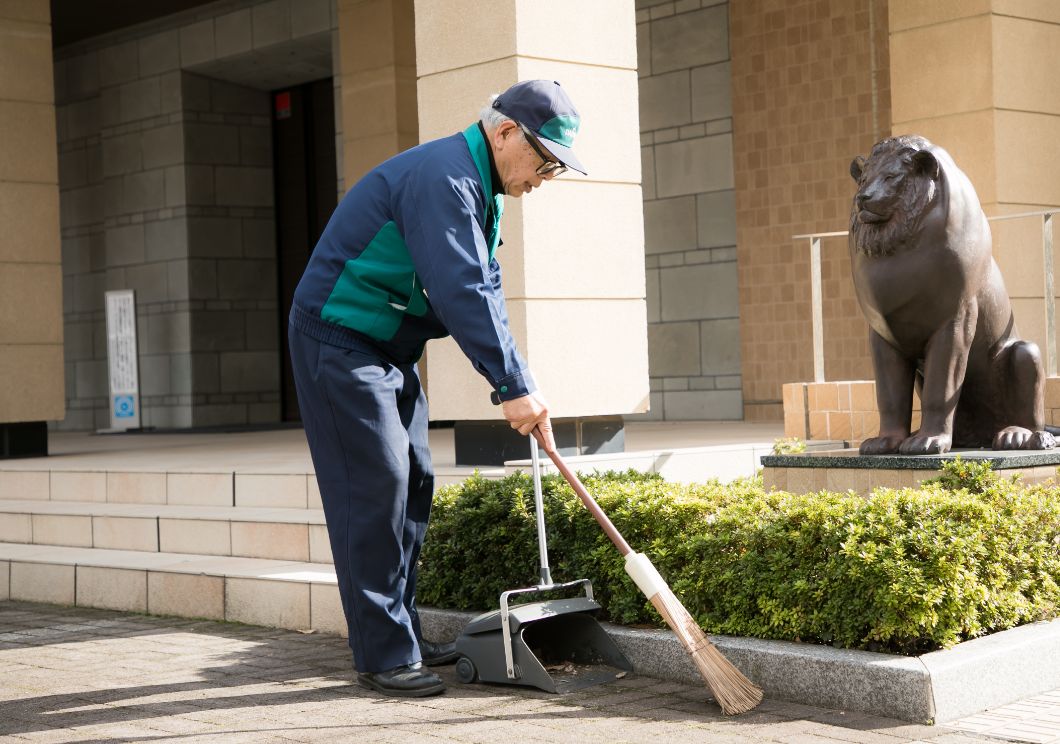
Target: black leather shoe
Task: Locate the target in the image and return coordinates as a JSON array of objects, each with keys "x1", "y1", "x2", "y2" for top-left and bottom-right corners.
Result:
[
  {"x1": 357, "y1": 662, "x2": 445, "y2": 697},
  {"x1": 419, "y1": 639, "x2": 458, "y2": 666}
]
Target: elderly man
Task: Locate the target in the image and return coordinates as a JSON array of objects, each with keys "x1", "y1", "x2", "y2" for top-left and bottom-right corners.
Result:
[{"x1": 287, "y1": 80, "x2": 586, "y2": 697}]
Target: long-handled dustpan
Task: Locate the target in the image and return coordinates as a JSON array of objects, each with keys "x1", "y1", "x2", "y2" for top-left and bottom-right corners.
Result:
[{"x1": 453, "y1": 436, "x2": 632, "y2": 693}]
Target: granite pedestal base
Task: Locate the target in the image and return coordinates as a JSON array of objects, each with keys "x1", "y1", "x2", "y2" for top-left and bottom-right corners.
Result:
[{"x1": 761, "y1": 448, "x2": 1060, "y2": 494}]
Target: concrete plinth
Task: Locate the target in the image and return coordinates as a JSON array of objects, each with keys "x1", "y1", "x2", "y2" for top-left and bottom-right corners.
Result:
[{"x1": 761, "y1": 448, "x2": 1060, "y2": 494}]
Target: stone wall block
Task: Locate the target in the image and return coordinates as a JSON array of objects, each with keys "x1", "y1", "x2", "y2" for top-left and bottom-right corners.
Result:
[
  {"x1": 660, "y1": 260, "x2": 738, "y2": 321},
  {"x1": 191, "y1": 352, "x2": 220, "y2": 392},
  {"x1": 124, "y1": 261, "x2": 169, "y2": 304},
  {"x1": 638, "y1": 69, "x2": 690, "y2": 131},
  {"x1": 104, "y1": 224, "x2": 145, "y2": 266},
  {"x1": 217, "y1": 259, "x2": 277, "y2": 300},
  {"x1": 139, "y1": 353, "x2": 172, "y2": 396},
  {"x1": 123, "y1": 169, "x2": 165, "y2": 213},
  {"x1": 191, "y1": 311, "x2": 244, "y2": 351},
  {"x1": 184, "y1": 164, "x2": 215, "y2": 206},
  {"x1": 119, "y1": 77, "x2": 161, "y2": 123},
  {"x1": 184, "y1": 122, "x2": 241, "y2": 165},
  {"x1": 214, "y1": 9, "x2": 253, "y2": 58},
  {"x1": 215, "y1": 166, "x2": 274, "y2": 207},
  {"x1": 700, "y1": 317, "x2": 741, "y2": 375},
  {"x1": 654, "y1": 132, "x2": 733, "y2": 198},
  {"x1": 145, "y1": 218, "x2": 188, "y2": 263},
  {"x1": 245, "y1": 310, "x2": 279, "y2": 351},
  {"x1": 187, "y1": 216, "x2": 242, "y2": 258},
  {"x1": 242, "y1": 218, "x2": 276, "y2": 258},
  {"x1": 696, "y1": 189, "x2": 736, "y2": 248},
  {"x1": 188, "y1": 258, "x2": 219, "y2": 299},
  {"x1": 141, "y1": 124, "x2": 184, "y2": 170},
  {"x1": 292, "y1": 0, "x2": 332, "y2": 38},
  {"x1": 209, "y1": 79, "x2": 269, "y2": 115},
  {"x1": 179, "y1": 20, "x2": 216, "y2": 68},
  {"x1": 252, "y1": 0, "x2": 292, "y2": 49},
  {"x1": 691, "y1": 60, "x2": 731, "y2": 122},
  {"x1": 164, "y1": 165, "x2": 186, "y2": 207},
  {"x1": 139, "y1": 30, "x2": 180, "y2": 77},
  {"x1": 239, "y1": 125, "x2": 272, "y2": 166},
  {"x1": 142, "y1": 311, "x2": 191, "y2": 355},
  {"x1": 643, "y1": 195, "x2": 697, "y2": 255},
  {"x1": 181, "y1": 71, "x2": 212, "y2": 112},
  {"x1": 72, "y1": 271, "x2": 104, "y2": 314},
  {"x1": 66, "y1": 97, "x2": 102, "y2": 141},
  {"x1": 220, "y1": 351, "x2": 280, "y2": 392},
  {"x1": 648, "y1": 321, "x2": 701, "y2": 377},
  {"x1": 168, "y1": 352, "x2": 192, "y2": 394},
  {"x1": 101, "y1": 133, "x2": 141, "y2": 178},
  {"x1": 663, "y1": 388, "x2": 742, "y2": 420},
  {"x1": 167, "y1": 259, "x2": 189, "y2": 300},
  {"x1": 99, "y1": 39, "x2": 139, "y2": 87},
  {"x1": 650, "y1": 4, "x2": 728, "y2": 75},
  {"x1": 65, "y1": 52, "x2": 101, "y2": 102}
]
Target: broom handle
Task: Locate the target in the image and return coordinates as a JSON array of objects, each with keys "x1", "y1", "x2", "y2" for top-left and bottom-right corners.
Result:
[{"x1": 532, "y1": 428, "x2": 632, "y2": 557}]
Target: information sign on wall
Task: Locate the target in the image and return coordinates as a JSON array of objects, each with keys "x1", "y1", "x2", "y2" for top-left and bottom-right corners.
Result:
[{"x1": 105, "y1": 290, "x2": 141, "y2": 431}]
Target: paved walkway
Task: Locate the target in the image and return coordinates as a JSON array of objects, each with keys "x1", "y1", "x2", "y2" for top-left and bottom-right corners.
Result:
[{"x1": 0, "y1": 601, "x2": 1036, "y2": 744}]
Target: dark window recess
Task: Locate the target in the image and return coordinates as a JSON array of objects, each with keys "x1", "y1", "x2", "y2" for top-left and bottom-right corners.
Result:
[{"x1": 273, "y1": 79, "x2": 338, "y2": 422}]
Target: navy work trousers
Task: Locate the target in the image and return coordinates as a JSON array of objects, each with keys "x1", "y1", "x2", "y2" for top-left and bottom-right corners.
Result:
[{"x1": 288, "y1": 324, "x2": 434, "y2": 673}]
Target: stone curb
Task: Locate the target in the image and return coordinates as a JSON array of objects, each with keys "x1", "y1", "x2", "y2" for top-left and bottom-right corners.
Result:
[{"x1": 420, "y1": 607, "x2": 1060, "y2": 724}]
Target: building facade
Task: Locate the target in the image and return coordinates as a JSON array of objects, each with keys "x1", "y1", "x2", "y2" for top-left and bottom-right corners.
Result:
[{"x1": 1, "y1": 0, "x2": 1058, "y2": 447}]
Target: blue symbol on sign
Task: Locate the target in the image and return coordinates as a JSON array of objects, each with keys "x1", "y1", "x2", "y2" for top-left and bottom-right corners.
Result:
[{"x1": 115, "y1": 395, "x2": 135, "y2": 418}]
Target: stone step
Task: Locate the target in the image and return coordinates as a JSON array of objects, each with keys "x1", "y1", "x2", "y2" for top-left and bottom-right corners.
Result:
[
  {"x1": 0, "y1": 542, "x2": 346, "y2": 635},
  {"x1": 0, "y1": 500, "x2": 333, "y2": 564},
  {"x1": 0, "y1": 466, "x2": 504, "y2": 507}
]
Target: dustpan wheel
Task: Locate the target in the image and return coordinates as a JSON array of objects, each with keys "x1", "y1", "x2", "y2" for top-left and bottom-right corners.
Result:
[{"x1": 455, "y1": 656, "x2": 477, "y2": 684}]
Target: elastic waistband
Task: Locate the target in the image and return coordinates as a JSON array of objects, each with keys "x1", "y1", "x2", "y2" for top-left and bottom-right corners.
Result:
[{"x1": 289, "y1": 302, "x2": 382, "y2": 354}]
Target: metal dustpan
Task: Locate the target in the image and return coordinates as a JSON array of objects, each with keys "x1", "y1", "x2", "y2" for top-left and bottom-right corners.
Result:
[{"x1": 453, "y1": 436, "x2": 633, "y2": 693}]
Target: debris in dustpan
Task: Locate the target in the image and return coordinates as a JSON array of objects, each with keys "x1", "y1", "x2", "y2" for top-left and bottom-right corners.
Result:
[{"x1": 545, "y1": 662, "x2": 576, "y2": 673}]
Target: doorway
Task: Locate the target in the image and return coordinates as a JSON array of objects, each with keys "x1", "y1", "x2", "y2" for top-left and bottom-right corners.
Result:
[{"x1": 273, "y1": 78, "x2": 338, "y2": 421}]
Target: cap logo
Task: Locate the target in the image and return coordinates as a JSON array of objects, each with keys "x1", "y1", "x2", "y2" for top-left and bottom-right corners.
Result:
[{"x1": 538, "y1": 114, "x2": 580, "y2": 148}]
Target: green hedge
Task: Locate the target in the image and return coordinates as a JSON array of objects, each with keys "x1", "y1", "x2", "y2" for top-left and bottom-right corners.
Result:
[{"x1": 417, "y1": 460, "x2": 1060, "y2": 655}]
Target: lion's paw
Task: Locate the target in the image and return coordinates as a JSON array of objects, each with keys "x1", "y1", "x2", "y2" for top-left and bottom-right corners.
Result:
[
  {"x1": 1020, "y1": 430, "x2": 1055, "y2": 450},
  {"x1": 859, "y1": 435, "x2": 905, "y2": 455},
  {"x1": 993, "y1": 426, "x2": 1032, "y2": 450},
  {"x1": 898, "y1": 432, "x2": 951, "y2": 455}
]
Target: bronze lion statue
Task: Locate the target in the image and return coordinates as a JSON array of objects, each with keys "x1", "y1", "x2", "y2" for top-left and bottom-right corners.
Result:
[{"x1": 849, "y1": 134, "x2": 1055, "y2": 455}]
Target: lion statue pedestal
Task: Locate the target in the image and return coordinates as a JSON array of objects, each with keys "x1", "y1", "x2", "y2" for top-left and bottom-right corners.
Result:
[{"x1": 848, "y1": 135, "x2": 1055, "y2": 455}]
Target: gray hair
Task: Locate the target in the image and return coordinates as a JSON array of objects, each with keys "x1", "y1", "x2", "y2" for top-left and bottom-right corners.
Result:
[{"x1": 479, "y1": 94, "x2": 513, "y2": 132}]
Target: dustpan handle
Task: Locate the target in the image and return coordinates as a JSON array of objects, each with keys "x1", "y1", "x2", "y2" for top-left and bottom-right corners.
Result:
[
  {"x1": 532, "y1": 428, "x2": 633, "y2": 557},
  {"x1": 530, "y1": 436, "x2": 553, "y2": 586}
]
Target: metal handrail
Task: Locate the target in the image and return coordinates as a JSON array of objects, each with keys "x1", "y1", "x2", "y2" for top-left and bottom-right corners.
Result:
[{"x1": 793, "y1": 209, "x2": 1060, "y2": 382}]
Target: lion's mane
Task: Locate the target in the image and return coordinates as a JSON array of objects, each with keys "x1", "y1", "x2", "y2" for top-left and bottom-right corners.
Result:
[{"x1": 850, "y1": 135, "x2": 937, "y2": 258}]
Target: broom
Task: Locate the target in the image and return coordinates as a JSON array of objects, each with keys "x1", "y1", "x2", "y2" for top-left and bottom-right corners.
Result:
[{"x1": 532, "y1": 431, "x2": 763, "y2": 715}]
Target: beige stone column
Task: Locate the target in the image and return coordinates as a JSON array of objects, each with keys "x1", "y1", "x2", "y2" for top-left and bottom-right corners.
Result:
[
  {"x1": 336, "y1": 0, "x2": 418, "y2": 187},
  {"x1": 0, "y1": 0, "x2": 64, "y2": 424},
  {"x1": 890, "y1": 0, "x2": 1060, "y2": 360},
  {"x1": 414, "y1": 0, "x2": 648, "y2": 420}
]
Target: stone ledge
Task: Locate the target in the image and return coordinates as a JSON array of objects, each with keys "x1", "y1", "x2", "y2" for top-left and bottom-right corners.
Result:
[
  {"x1": 420, "y1": 606, "x2": 1060, "y2": 724},
  {"x1": 762, "y1": 447, "x2": 1060, "y2": 470}
]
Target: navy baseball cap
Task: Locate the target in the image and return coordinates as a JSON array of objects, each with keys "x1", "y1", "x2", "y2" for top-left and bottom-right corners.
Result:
[{"x1": 492, "y1": 80, "x2": 587, "y2": 175}]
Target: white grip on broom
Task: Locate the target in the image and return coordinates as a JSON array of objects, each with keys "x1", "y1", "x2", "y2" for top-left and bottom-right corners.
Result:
[{"x1": 624, "y1": 552, "x2": 669, "y2": 598}]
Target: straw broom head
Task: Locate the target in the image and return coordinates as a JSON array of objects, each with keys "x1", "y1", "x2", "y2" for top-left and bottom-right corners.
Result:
[{"x1": 628, "y1": 552, "x2": 763, "y2": 715}]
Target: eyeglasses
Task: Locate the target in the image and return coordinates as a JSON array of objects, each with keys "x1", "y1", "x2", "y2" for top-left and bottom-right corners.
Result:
[{"x1": 518, "y1": 123, "x2": 568, "y2": 178}]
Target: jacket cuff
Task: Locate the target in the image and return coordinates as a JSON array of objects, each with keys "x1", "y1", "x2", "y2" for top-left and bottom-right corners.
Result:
[{"x1": 492, "y1": 369, "x2": 536, "y2": 402}]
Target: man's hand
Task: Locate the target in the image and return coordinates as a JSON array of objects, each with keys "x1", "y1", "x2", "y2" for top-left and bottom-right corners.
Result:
[{"x1": 501, "y1": 392, "x2": 556, "y2": 452}]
